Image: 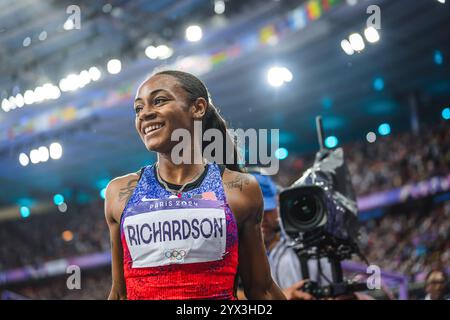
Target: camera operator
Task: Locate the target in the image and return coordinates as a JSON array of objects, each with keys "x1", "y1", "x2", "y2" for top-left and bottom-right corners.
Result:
[{"x1": 237, "y1": 171, "x2": 331, "y2": 300}]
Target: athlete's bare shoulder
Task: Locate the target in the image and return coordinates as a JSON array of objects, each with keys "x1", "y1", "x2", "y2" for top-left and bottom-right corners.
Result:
[
  {"x1": 222, "y1": 169, "x2": 253, "y2": 192},
  {"x1": 222, "y1": 168, "x2": 263, "y2": 226},
  {"x1": 105, "y1": 171, "x2": 141, "y2": 223}
]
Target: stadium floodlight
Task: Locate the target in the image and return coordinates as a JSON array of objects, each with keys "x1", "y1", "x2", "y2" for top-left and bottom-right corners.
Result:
[
  {"x1": 20, "y1": 206, "x2": 30, "y2": 218},
  {"x1": 89, "y1": 66, "x2": 102, "y2": 81},
  {"x1": 49, "y1": 142, "x2": 63, "y2": 160},
  {"x1": 107, "y1": 59, "x2": 122, "y2": 74},
  {"x1": 30, "y1": 149, "x2": 40, "y2": 164},
  {"x1": 341, "y1": 39, "x2": 354, "y2": 55},
  {"x1": 349, "y1": 33, "x2": 365, "y2": 52},
  {"x1": 186, "y1": 25, "x2": 203, "y2": 42},
  {"x1": 366, "y1": 132, "x2": 377, "y2": 143},
  {"x1": 78, "y1": 70, "x2": 91, "y2": 88},
  {"x1": 156, "y1": 45, "x2": 173, "y2": 59},
  {"x1": 38, "y1": 146, "x2": 50, "y2": 162},
  {"x1": 8, "y1": 96, "x2": 17, "y2": 110},
  {"x1": 214, "y1": 0, "x2": 225, "y2": 14},
  {"x1": 145, "y1": 45, "x2": 158, "y2": 59},
  {"x1": 378, "y1": 123, "x2": 391, "y2": 136},
  {"x1": 15, "y1": 93, "x2": 24, "y2": 108},
  {"x1": 64, "y1": 74, "x2": 81, "y2": 91},
  {"x1": 63, "y1": 19, "x2": 75, "y2": 30},
  {"x1": 267, "y1": 66, "x2": 293, "y2": 87},
  {"x1": 19, "y1": 153, "x2": 29, "y2": 166},
  {"x1": 324, "y1": 136, "x2": 339, "y2": 148},
  {"x1": 1, "y1": 98, "x2": 11, "y2": 112},
  {"x1": 364, "y1": 27, "x2": 380, "y2": 43},
  {"x1": 24, "y1": 90, "x2": 36, "y2": 105},
  {"x1": 442, "y1": 107, "x2": 450, "y2": 120}
]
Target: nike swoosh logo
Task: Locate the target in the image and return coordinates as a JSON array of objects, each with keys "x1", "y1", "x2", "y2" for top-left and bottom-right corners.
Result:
[{"x1": 141, "y1": 196, "x2": 157, "y2": 202}]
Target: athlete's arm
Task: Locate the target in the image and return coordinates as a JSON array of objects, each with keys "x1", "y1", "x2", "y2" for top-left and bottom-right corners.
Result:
[
  {"x1": 223, "y1": 170, "x2": 286, "y2": 300},
  {"x1": 104, "y1": 173, "x2": 139, "y2": 300}
]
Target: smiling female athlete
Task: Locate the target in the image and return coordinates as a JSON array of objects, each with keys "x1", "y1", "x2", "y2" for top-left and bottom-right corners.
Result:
[{"x1": 105, "y1": 70, "x2": 285, "y2": 300}]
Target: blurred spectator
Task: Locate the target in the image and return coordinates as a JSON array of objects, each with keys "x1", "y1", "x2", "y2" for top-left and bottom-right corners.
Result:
[{"x1": 424, "y1": 269, "x2": 449, "y2": 300}]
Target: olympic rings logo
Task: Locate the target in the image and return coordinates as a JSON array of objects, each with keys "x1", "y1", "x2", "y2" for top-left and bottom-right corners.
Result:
[{"x1": 164, "y1": 249, "x2": 187, "y2": 261}]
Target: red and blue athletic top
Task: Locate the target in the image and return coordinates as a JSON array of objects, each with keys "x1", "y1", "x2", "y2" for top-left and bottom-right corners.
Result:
[{"x1": 120, "y1": 163, "x2": 239, "y2": 299}]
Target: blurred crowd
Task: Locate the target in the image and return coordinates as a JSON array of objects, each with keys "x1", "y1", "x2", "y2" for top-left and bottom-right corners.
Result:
[
  {"x1": 5, "y1": 268, "x2": 111, "y2": 300},
  {"x1": 0, "y1": 200, "x2": 109, "y2": 271},
  {"x1": 347, "y1": 122, "x2": 450, "y2": 196},
  {"x1": 360, "y1": 201, "x2": 450, "y2": 280},
  {"x1": 3, "y1": 200, "x2": 448, "y2": 300},
  {"x1": 0, "y1": 122, "x2": 449, "y2": 299},
  {"x1": 275, "y1": 122, "x2": 450, "y2": 196}
]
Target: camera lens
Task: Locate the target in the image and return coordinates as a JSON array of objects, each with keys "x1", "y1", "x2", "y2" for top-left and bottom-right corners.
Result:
[
  {"x1": 292, "y1": 195, "x2": 317, "y2": 224},
  {"x1": 286, "y1": 191, "x2": 325, "y2": 231}
]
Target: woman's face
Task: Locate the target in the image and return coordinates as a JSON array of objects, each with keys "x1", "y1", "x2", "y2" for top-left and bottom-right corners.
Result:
[{"x1": 134, "y1": 74, "x2": 193, "y2": 153}]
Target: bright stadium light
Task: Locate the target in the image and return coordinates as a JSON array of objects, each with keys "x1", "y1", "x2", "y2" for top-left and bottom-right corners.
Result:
[
  {"x1": 49, "y1": 142, "x2": 63, "y2": 160},
  {"x1": 364, "y1": 27, "x2": 380, "y2": 43},
  {"x1": 58, "y1": 67, "x2": 100, "y2": 93},
  {"x1": 8, "y1": 96, "x2": 17, "y2": 110},
  {"x1": 30, "y1": 149, "x2": 40, "y2": 164},
  {"x1": 156, "y1": 45, "x2": 173, "y2": 59},
  {"x1": 58, "y1": 202, "x2": 68, "y2": 213},
  {"x1": 434, "y1": 50, "x2": 444, "y2": 65},
  {"x1": 275, "y1": 147, "x2": 289, "y2": 160},
  {"x1": 378, "y1": 123, "x2": 391, "y2": 136},
  {"x1": 33, "y1": 83, "x2": 61, "y2": 104},
  {"x1": 34, "y1": 86, "x2": 46, "y2": 103},
  {"x1": 186, "y1": 25, "x2": 203, "y2": 42},
  {"x1": 1, "y1": 98, "x2": 11, "y2": 112},
  {"x1": 145, "y1": 45, "x2": 158, "y2": 59},
  {"x1": 53, "y1": 194, "x2": 65, "y2": 206},
  {"x1": 39, "y1": 31, "x2": 47, "y2": 41},
  {"x1": 366, "y1": 132, "x2": 377, "y2": 143},
  {"x1": 373, "y1": 77, "x2": 385, "y2": 91},
  {"x1": 15, "y1": 93, "x2": 25, "y2": 108},
  {"x1": 20, "y1": 206, "x2": 30, "y2": 218},
  {"x1": 100, "y1": 188, "x2": 107, "y2": 199},
  {"x1": 50, "y1": 85, "x2": 61, "y2": 99},
  {"x1": 24, "y1": 90, "x2": 36, "y2": 105},
  {"x1": 325, "y1": 136, "x2": 339, "y2": 148},
  {"x1": 441, "y1": 107, "x2": 450, "y2": 120},
  {"x1": 67, "y1": 73, "x2": 82, "y2": 91},
  {"x1": 19, "y1": 153, "x2": 30, "y2": 166},
  {"x1": 42, "y1": 83, "x2": 55, "y2": 100},
  {"x1": 23, "y1": 37, "x2": 31, "y2": 47},
  {"x1": 89, "y1": 66, "x2": 102, "y2": 81},
  {"x1": 59, "y1": 78, "x2": 69, "y2": 92},
  {"x1": 341, "y1": 39, "x2": 354, "y2": 55},
  {"x1": 78, "y1": 70, "x2": 91, "y2": 88},
  {"x1": 63, "y1": 18, "x2": 75, "y2": 30},
  {"x1": 267, "y1": 66, "x2": 293, "y2": 87},
  {"x1": 214, "y1": 0, "x2": 225, "y2": 14},
  {"x1": 38, "y1": 146, "x2": 50, "y2": 162},
  {"x1": 107, "y1": 59, "x2": 122, "y2": 74},
  {"x1": 349, "y1": 33, "x2": 365, "y2": 52}
]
